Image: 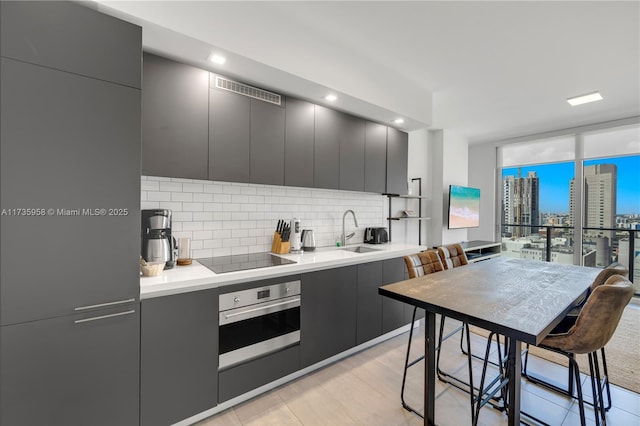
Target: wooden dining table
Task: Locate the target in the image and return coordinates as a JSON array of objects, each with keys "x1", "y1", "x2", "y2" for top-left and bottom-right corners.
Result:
[{"x1": 378, "y1": 256, "x2": 602, "y2": 426}]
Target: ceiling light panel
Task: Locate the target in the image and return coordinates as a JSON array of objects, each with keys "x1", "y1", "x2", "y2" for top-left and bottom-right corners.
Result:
[{"x1": 567, "y1": 91, "x2": 603, "y2": 106}]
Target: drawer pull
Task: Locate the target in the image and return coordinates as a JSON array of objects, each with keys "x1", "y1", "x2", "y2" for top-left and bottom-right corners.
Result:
[
  {"x1": 74, "y1": 310, "x2": 135, "y2": 324},
  {"x1": 74, "y1": 298, "x2": 136, "y2": 311}
]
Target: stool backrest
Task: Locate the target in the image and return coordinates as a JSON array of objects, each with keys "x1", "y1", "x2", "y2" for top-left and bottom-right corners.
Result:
[
  {"x1": 404, "y1": 249, "x2": 444, "y2": 278},
  {"x1": 437, "y1": 244, "x2": 468, "y2": 270},
  {"x1": 546, "y1": 275, "x2": 634, "y2": 354}
]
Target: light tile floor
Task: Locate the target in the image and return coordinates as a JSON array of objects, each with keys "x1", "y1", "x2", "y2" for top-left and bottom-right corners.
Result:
[{"x1": 198, "y1": 316, "x2": 640, "y2": 426}]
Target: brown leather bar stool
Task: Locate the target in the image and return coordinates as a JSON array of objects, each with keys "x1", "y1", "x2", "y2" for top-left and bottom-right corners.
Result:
[
  {"x1": 522, "y1": 263, "x2": 629, "y2": 409},
  {"x1": 400, "y1": 250, "x2": 444, "y2": 418},
  {"x1": 523, "y1": 275, "x2": 634, "y2": 426},
  {"x1": 402, "y1": 249, "x2": 504, "y2": 424}
]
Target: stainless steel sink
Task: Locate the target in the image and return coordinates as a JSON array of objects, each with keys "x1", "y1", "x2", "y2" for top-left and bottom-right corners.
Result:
[{"x1": 340, "y1": 246, "x2": 380, "y2": 254}]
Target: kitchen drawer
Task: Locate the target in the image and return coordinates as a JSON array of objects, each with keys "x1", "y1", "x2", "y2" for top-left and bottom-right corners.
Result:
[{"x1": 218, "y1": 344, "x2": 300, "y2": 403}]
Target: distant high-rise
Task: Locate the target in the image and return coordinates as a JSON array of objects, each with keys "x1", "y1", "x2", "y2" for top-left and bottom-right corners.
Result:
[
  {"x1": 570, "y1": 164, "x2": 617, "y2": 232},
  {"x1": 570, "y1": 164, "x2": 617, "y2": 266},
  {"x1": 502, "y1": 170, "x2": 539, "y2": 237}
]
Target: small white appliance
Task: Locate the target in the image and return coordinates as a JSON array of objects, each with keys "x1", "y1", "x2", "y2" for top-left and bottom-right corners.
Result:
[{"x1": 290, "y1": 218, "x2": 302, "y2": 253}]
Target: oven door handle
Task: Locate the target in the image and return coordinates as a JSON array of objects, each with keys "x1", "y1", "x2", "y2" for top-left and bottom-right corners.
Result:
[{"x1": 223, "y1": 298, "x2": 300, "y2": 320}]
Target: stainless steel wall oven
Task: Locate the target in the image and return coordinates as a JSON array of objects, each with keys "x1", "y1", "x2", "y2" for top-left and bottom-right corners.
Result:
[{"x1": 218, "y1": 280, "x2": 301, "y2": 370}]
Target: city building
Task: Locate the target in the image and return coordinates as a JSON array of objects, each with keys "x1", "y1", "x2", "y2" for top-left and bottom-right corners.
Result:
[{"x1": 502, "y1": 170, "x2": 539, "y2": 237}]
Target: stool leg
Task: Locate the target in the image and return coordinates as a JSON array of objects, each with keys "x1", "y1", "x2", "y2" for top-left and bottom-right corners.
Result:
[{"x1": 400, "y1": 306, "x2": 422, "y2": 416}]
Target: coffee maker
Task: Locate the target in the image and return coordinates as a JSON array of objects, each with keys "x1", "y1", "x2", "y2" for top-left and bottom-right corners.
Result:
[{"x1": 141, "y1": 209, "x2": 176, "y2": 269}]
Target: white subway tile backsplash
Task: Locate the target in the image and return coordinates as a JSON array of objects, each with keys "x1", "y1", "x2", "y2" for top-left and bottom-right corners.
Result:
[
  {"x1": 159, "y1": 182, "x2": 183, "y2": 192},
  {"x1": 147, "y1": 191, "x2": 171, "y2": 202},
  {"x1": 142, "y1": 176, "x2": 385, "y2": 256},
  {"x1": 182, "y1": 183, "x2": 204, "y2": 193},
  {"x1": 141, "y1": 180, "x2": 160, "y2": 191},
  {"x1": 171, "y1": 192, "x2": 193, "y2": 202}
]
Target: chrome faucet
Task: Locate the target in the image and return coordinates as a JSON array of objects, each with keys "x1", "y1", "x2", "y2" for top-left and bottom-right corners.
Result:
[{"x1": 341, "y1": 209, "x2": 359, "y2": 246}]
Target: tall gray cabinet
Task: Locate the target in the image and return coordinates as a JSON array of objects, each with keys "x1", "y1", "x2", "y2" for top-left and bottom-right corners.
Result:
[{"x1": 0, "y1": 2, "x2": 141, "y2": 425}]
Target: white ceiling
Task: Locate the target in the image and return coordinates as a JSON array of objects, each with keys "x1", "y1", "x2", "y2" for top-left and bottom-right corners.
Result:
[{"x1": 96, "y1": 1, "x2": 640, "y2": 144}]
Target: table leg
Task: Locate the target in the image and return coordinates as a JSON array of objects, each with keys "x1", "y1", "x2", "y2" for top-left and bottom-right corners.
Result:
[
  {"x1": 424, "y1": 311, "x2": 436, "y2": 426},
  {"x1": 507, "y1": 339, "x2": 522, "y2": 426}
]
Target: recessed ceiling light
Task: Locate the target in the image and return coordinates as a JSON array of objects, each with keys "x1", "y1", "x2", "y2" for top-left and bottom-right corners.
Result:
[
  {"x1": 324, "y1": 94, "x2": 337, "y2": 102},
  {"x1": 394, "y1": 118, "x2": 405, "y2": 124},
  {"x1": 209, "y1": 54, "x2": 226, "y2": 65},
  {"x1": 567, "y1": 91, "x2": 603, "y2": 106}
]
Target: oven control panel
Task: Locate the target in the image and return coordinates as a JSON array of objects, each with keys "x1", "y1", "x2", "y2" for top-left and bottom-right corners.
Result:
[{"x1": 219, "y1": 280, "x2": 301, "y2": 311}]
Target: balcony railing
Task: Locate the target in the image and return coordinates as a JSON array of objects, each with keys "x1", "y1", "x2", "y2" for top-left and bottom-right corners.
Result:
[{"x1": 501, "y1": 224, "x2": 638, "y2": 295}]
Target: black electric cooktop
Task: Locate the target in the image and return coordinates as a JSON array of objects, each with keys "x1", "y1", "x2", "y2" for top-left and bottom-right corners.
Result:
[{"x1": 197, "y1": 252, "x2": 296, "y2": 274}]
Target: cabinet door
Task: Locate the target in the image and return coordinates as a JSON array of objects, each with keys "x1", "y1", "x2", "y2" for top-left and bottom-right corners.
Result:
[
  {"x1": 209, "y1": 82, "x2": 251, "y2": 183},
  {"x1": 365, "y1": 122, "x2": 387, "y2": 193},
  {"x1": 141, "y1": 289, "x2": 218, "y2": 426},
  {"x1": 313, "y1": 105, "x2": 341, "y2": 189},
  {"x1": 0, "y1": 1, "x2": 141, "y2": 88},
  {"x1": 142, "y1": 53, "x2": 209, "y2": 179},
  {"x1": 382, "y1": 257, "x2": 410, "y2": 333},
  {"x1": 284, "y1": 98, "x2": 315, "y2": 187},
  {"x1": 0, "y1": 304, "x2": 140, "y2": 426},
  {"x1": 339, "y1": 114, "x2": 366, "y2": 191},
  {"x1": 386, "y1": 127, "x2": 409, "y2": 195},
  {"x1": 356, "y1": 261, "x2": 383, "y2": 344},
  {"x1": 250, "y1": 99, "x2": 285, "y2": 185},
  {"x1": 0, "y1": 58, "x2": 140, "y2": 325},
  {"x1": 301, "y1": 266, "x2": 357, "y2": 367}
]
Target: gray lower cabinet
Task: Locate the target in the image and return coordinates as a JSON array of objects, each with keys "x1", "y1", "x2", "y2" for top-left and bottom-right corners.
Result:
[
  {"x1": 284, "y1": 98, "x2": 315, "y2": 187},
  {"x1": 382, "y1": 257, "x2": 411, "y2": 333},
  {"x1": 0, "y1": 1, "x2": 141, "y2": 89},
  {"x1": 386, "y1": 127, "x2": 409, "y2": 195},
  {"x1": 209, "y1": 81, "x2": 251, "y2": 183},
  {"x1": 339, "y1": 114, "x2": 366, "y2": 191},
  {"x1": 313, "y1": 105, "x2": 341, "y2": 190},
  {"x1": 0, "y1": 57, "x2": 140, "y2": 326},
  {"x1": 141, "y1": 289, "x2": 218, "y2": 426},
  {"x1": 356, "y1": 261, "x2": 384, "y2": 344},
  {"x1": 250, "y1": 99, "x2": 286, "y2": 185},
  {"x1": 142, "y1": 53, "x2": 209, "y2": 179},
  {"x1": 0, "y1": 304, "x2": 140, "y2": 426},
  {"x1": 300, "y1": 266, "x2": 357, "y2": 367},
  {"x1": 365, "y1": 122, "x2": 388, "y2": 193},
  {"x1": 219, "y1": 345, "x2": 300, "y2": 403}
]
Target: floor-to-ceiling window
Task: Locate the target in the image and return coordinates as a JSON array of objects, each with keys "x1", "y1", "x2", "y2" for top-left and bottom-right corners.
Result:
[{"x1": 497, "y1": 123, "x2": 640, "y2": 294}]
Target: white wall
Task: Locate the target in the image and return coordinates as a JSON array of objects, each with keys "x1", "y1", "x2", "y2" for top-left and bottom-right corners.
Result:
[
  {"x1": 467, "y1": 142, "x2": 497, "y2": 241},
  {"x1": 389, "y1": 128, "x2": 432, "y2": 246},
  {"x1": 428, "y1": 129, "x2": 470, "y2": 246},
  {"x1": 141, "y1": 176, "x2": 385, "y2": 258}
]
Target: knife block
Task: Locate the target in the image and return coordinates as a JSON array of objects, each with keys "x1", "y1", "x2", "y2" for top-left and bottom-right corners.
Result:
[{"x1": 271, "y1": 232, "x2": 290, "y2": 254}]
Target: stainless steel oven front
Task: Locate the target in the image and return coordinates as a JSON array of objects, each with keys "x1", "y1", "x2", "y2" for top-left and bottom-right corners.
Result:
[{"x1": 218, "y1": 280, "x2": 301, "y2": 370}]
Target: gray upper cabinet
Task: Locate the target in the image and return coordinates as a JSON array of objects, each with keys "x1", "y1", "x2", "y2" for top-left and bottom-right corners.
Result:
[
  {"x1": 0, "y1": 57, "x2": 141, "y2": 325},
  {"x1": 386, "y1": 127, "x2": 409, "y2": 195},
  {"x1": 339, "y1": 114, "x2": 366, "y2": 191},
  {"x1": 0, "y1": 1, "x2": 141, "y2": 89},
  {"x1": 0, "y1": 304, "x2": 140, "y2": 426},
  {"x1": 365, "y1": 122, "x2": 388, "y2": 193},
  {"x1": 209, "y1": 81, "x2": 251, "y2": 183},
  {"x1": 142, "y1": 53, "x2": 209, "y2": 180},
  {"x1": 313, "y1": 105, "x2": 341, "y2": 189},
  {"x1": 251, "y1": 99, "x2": 286, "y2": 185},
  {"x1": 141, "y1": 289, "x2": 218, "y2": 426},
  {"x1": 284, "y1": 98, "x2": 315, "y2": 187}
]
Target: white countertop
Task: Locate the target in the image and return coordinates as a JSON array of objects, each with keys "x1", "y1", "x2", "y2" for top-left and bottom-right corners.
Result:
[{"x1": 140, "y1": 242, "x2": 427, "y2": 299}]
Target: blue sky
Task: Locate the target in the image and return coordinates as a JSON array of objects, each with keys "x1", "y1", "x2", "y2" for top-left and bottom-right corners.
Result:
[{"x1": 502, "y1": 155, "x2": 640, "y2": 214}]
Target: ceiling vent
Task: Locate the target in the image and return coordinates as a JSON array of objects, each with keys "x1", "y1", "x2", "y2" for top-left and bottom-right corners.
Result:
[{"x1": 215, "y1": 76, "x2": 282, "y2": 106}]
